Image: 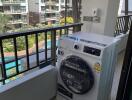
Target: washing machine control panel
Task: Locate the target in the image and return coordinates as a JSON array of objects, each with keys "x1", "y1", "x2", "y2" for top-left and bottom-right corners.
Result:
[{"x1": 83, "y1": 46, "x2": 101, "y2": 56}]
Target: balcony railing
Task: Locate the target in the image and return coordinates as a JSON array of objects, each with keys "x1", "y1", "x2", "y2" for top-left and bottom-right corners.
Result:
[
  {"x1": 115, "y1": 15, "x2": 132, "y2": 36},
  {"x1": 4, "y1": 10, "x2": 26, "y2": 14},
  {"x1": 2, "y1": 0, "x2": 26, "y2": 4},
  {"x1": 0, "y1": 23, "x2": 83, "y2": 85}
]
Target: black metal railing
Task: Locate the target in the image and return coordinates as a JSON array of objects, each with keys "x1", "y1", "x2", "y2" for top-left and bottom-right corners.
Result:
[
  {"x1": 0, "y1": 23, "x2": 83, "y2": 85},
  {"x1": 115, "y1": 15, "x2": 132, "y2": 36}
]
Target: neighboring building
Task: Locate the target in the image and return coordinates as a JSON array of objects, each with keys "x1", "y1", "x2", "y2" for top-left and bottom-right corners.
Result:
[
  {"x1": 40, "y1": 0, "x2": 60, "y2": 24},
  {"x1": 60, "y1": 0, "x2": 72, "y2": 17},
  {"x1": 0, "y1": 0, "x2": 28, "y2": 28},
  {"x1": 28, "y1": 0, "x2": 72, "y2": 25}
]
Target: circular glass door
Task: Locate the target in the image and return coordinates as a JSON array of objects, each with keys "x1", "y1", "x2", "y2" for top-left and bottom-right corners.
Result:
[{"x1": 60, "y1": 55, "x2": 94, "y2": 94}]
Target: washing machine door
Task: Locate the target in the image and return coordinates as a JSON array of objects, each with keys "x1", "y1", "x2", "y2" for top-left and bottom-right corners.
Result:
[{"x1": 60, "y1": 55, "x2": 94, "y2": 94}]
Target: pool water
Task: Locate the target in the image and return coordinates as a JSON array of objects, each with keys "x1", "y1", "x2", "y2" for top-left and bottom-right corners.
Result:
[
  {"x1": 0, "y1": 57, "x2": 23, "y2": 83},
  {"x1": 47, "y1": 40, "x2": 59, "y2": 48}
]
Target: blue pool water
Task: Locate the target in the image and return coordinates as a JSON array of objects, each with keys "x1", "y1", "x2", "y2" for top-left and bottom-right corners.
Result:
[
  {"x1": 0, "y1": 57, "x2": 22, "y2": 69},
  {"x1": 0, "y1": 57, "x2": 23, "y2": 84},
  {"x1": 47, "y1": 40, "x2": 59, "y2": 48}
]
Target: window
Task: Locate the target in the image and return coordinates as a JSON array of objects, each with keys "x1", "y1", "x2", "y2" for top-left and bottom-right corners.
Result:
[
  {"x1": 20, "y1": 0, "x2": 26, "y2": 2},
  {"x1": 21, "y1": 6, "x2": 26, "y2": 12},
  {"x1": 51, "y1": 6, "x2": 59, "y2": 10},
  {"x1": 61, "y1": 0, "x2": 64, "y2": 3},
  {"x1": 41, "y1": 6, "x2": 45, "y2": 11},
  {"x1": 45, "y1": 5, "x2": 49, "y2": 10}
]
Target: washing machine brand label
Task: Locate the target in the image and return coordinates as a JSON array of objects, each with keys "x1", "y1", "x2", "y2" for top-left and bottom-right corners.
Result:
[{"x1": 94, "y1": 62, "x2": 102, "y2": 73}]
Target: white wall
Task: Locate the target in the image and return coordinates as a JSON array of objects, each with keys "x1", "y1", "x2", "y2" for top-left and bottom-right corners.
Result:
[
  {"x1": 28, "y1": 0, "x2": 40, "y2": 12},
  {"x1": 0, "y1": 66, "x2": 57, "y2": 100},
  {"x1": 81, "y1": 0, "x2": 120, "y2": 37}
]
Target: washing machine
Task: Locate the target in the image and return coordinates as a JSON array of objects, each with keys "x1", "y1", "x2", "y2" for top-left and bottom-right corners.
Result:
[{"x1": 56, "y1": 32, "x2": 119, "y2": 100}]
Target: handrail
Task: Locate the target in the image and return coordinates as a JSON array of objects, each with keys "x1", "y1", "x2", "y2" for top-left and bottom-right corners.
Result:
[
  {"x1": 115, "y1": 15, "x2": 132, "y2": 36},
  {"x1": 117, "y1": 14, "x2": 132, "y2": 18},
  {"x1": 0, "y1": 23, "x2": 83, "y2": 39}
]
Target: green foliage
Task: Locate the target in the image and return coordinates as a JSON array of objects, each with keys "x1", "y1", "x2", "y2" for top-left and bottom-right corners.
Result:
[
  {"x1": 59, "y1": 17, "x2": 74, "y2": 25},
  {"x1": 3, "y1": 34, "x2": 46, "y2": 52},
  {"x1": 0, "y1": 13, "x2": 11, "y2": 34},
  {"x1": 16, "y1": 37, "x2": 26, "y2": 51},
  {"x1": 1, "y1": 22, "x2": 61, "y2": 53}
]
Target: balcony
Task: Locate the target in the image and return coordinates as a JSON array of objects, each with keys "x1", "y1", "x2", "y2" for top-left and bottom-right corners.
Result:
[
  {"x1": 2, "y1": 0, "x2": 26, "y2": 4},
  {"x1": 4, "y1": 10, "x2": 26, "y2": 14},
  {"x1": 44, "y1": 1, "x2": 59, "y2": 6},
  {"x1": 8, "y1": 19, "x2": 27, "y2": 24},
  {"x1": 41, "y1": 9, "x2": 59, "y2": 14},
  {"x1": 0, "y1": 13, "x2": 131, "y2": 100}
]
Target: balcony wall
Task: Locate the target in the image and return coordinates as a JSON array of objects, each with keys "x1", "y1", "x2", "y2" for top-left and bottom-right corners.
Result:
[
  {"x1": 0, "y1": 65, "x2": 57, "y2": 100},
  {"x1": 81, "y1": 0, "x2": 120, "y2": 37}
]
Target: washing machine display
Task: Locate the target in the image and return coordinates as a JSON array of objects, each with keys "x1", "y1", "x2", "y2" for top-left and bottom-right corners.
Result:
[{"x1": 60, "y1": 55, "x2": 94, "y2": 94}]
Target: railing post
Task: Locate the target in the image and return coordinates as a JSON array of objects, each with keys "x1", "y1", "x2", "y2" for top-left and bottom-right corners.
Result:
[
  {"x1": 51, "y1": 30, "x2": 56, "y2": 66},
  {"x1": 124, "y1": 16, "x2": 129, "y2": 33},
  {"x1": 0, "y1": 40, "x2": 6, "y2": 84},
  {"x1": 73, "y1": 24, "x2": 82, "y2": 33}
]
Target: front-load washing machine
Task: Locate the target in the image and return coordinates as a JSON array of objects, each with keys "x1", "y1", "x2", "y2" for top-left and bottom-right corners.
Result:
[{"x1": 57, "y1": 32, "x2": 119, "y2": 100}]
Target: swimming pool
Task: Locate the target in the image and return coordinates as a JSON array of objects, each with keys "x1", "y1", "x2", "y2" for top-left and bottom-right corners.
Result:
[
  {"x1": 47, "y1": 40, "x2": 59, "y2": 48},
  {"x1": 0, "y1": 57, "x2": 23, "y2": 76}
]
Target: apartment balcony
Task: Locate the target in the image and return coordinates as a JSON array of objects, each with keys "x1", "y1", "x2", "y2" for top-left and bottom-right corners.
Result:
[
  {"x1": 41, "y1": 9, "x2": 59, "y2": 13},
  {"x1": 45, "y1": 17, "x2": 59, "y2": 21},
  {"x1": 4, "y1": 10, "x2": 26, "y2": 14},
  {"x1": 8, "y1": 19, "x2": 27, "y2": 24},
  {"x1": 2, "y1": 0, "x2": 26, "y2": 4},
  {"x1": 0, "y1": 13, "x2": 131, "y2": 100},
  {"x1": 45, "y1": 1, "x2": 59, "y2": 6},
  {"x1": 40, "y1": 17, "x2": 59, "y2": 23}
]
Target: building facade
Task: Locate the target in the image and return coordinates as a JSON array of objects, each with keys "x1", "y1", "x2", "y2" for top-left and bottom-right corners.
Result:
[
  {"x1": 28, "y1": 0, "x2": 72, "y2": 25},
  {"x1": 0, "y1": 0, "x2": 29, "y2": 28}
]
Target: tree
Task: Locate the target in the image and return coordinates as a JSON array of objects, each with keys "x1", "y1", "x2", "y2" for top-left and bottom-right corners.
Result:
[
  {"x1": 72, "y1": 0, "x2": 82, "y2": 23},
  {"x1": 0, "y1": 13, "x2": 11, "y2": 34},
  {"x1": 60, "y1": 17, "x2": 74, "y2": 25}
]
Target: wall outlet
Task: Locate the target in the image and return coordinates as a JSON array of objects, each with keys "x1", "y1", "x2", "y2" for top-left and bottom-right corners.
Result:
[
  {"x1": 83, "y1": 16, "x2": 93, "y2": 21},
  {"x1": 93, "y1": 17, "x2": 100, "y2": 23}
]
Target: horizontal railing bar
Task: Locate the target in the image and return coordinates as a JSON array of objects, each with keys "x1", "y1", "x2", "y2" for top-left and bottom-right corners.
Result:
[
  {"x1": 117, "y1": 15, "x2": 132, "y2": 18},
  {"x1": 0, "y1": 58, "x2": 53, "y2": 82},
  {"x1": 0, "y1": 23, "x2": 83, "y2": 39},
  {"x1": 0, "y1": 48, "x2": 51, "y2": 65},
  {"x1": 6, "y1": 64, "x2": 21, "y2": 70}
]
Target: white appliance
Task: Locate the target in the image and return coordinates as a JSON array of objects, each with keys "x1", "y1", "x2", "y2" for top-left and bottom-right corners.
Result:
[{"x1": 56, "y1": 32, "x2": 119, "y2": 100}]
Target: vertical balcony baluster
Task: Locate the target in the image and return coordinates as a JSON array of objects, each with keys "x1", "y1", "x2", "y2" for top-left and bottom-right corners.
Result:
[
  {"x1": 0, "y1": 40, "x2": 6, "y2": 84},
  {"x1": 25, "y1": 35, "x2": 30, "y2": 70},
  {"x1": 13, "y1": 37, "x2": 19, "y2": 74}
]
